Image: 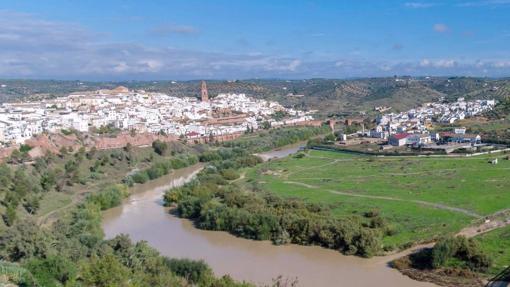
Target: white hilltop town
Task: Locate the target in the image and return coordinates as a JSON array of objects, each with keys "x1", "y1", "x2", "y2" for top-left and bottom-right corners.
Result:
[
  {"x1": 365, "y1": 97, "x2": 496, "y2": 148},
  {"x1": 0, "y1": 81, "x2": 316, "y2": 146}
]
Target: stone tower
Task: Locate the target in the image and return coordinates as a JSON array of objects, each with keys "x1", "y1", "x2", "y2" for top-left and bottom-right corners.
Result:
[{"x1": 201, "y1": 80, "x2": 209, "y2": 102}]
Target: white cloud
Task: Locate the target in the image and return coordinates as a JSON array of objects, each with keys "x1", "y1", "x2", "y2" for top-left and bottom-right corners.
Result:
[
  {"x1": 148, "y1": 24, "x2": 199, "y2": 36},
  {"x1": 0, "y1": 10, "x2": 509, "y2": 79},
  {"x1": 404, "y1": 2, "x2": 437, "y2": 8},
  {"x1": 433, "y1": 23, "x2": 449, "y2": 33},
  {"x1": 0, "y1": 10, "x2": 308, "y2": 79},
  {"x1": 457, "y1": 0, "x2": 510, "y2": 7},
  {"x1": 287, "y1": 59, "x2": 302, "y2": 71},
  {"x1": 419, "y1": 59, "x2": 457, "y2": 68},
  {"x1": 492, "y1": 61, "x2": 510, "y2": 68}
]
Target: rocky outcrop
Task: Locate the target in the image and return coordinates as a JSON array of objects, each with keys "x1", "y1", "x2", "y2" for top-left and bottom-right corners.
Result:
[{"x1": 92, "y1": 132, "x2": 178, "y2": 150}]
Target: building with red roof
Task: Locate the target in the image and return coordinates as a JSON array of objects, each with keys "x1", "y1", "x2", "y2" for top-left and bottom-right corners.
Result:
[{"x1": 389, "y1": 132, "x2": 410, "y2": 146}]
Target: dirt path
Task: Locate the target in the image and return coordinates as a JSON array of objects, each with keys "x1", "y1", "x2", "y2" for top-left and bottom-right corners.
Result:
[
  {"x1": 283, "y1": 179, "x2": 510, "y2": 267},
  {"x1": 381, "y1": 211, "x2": 510, "y2": 266},
  {"x1": 231, "y1": 172, "x2": 246, "y2": 183},
  {"x1": 37, "y1": 194, "x2": 82, "y2": 226},
  {"x1": 283, "y1": 181, "x2": 482, "y2": 218}
]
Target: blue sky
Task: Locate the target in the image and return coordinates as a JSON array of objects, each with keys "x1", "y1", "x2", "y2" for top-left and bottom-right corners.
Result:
[{"x1": 0, "y1": 0, "x2": 509, "y2": 79}]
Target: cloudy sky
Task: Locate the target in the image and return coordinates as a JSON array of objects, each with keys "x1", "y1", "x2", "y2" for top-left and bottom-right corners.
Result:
[{"x1": 0, "y1": 0, "x2": 509, "y2": 80}]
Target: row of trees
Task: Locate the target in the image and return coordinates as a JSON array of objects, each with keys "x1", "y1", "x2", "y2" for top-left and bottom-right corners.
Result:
[
  {"x1": 165, "y1": 171, "x2": 384, "y2": 257},
  {"x1": 125, "y1": 154, "x2": 199, "y2": 185},
  {"x1": 222, "y1": 126, "x2": 328, "y2": 153}
]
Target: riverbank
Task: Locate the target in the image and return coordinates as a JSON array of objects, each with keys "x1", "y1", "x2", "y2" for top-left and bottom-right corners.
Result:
[
  {"x1": 254, "y1": 141, "x2": 305, "y2": 161},
  {"x1": 101, "y1": 135, "x2": 507, "y2": 287},
  {"x1": 102, "y1": 160, "x2": 438, "y2": 287},
  {"x1": 248, "y1": 148, "x2": 510, "y2": 282}
]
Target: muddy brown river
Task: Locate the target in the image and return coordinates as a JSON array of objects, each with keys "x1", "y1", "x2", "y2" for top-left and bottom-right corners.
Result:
[{"x1": 102, "y1": 148, "x2": 437, "y2": 287}]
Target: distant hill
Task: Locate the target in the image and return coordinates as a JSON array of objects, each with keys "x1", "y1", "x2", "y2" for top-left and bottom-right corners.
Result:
[{"x1": 1, "y1": 77, "x2": 509, "y2": 117}]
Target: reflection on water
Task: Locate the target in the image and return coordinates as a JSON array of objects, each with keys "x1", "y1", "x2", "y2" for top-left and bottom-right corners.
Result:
[
  {"x1": 255, "y1": 142, "x2": 305, "y2": 161},
  {"x1": 102, "y1": 157, "x2": 437, "y2": 287}
]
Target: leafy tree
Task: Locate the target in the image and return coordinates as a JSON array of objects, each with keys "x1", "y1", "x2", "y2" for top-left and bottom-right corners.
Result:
[
  {"x1": 0, "y1": 220, "x2": 51, "y2": 261},
  {"x1": 431, "y1": 236, "x2": 492, "y2": 272},
  {"x1": 131, "y1": 171, "x2": 149, "y2": 184},
  {"x1": 23, "y1": 194, "x2": 40, "y2": 214},
  {"x1": 323, "y1": 133, "x2": 336, "y2": 143},
  {"x1": 40, "y1": 170, "x2": 57, "y2": 192},
  {"x1": 124, "y1": 142, "x2": 133, "y2": 153},
  {"x1": 152, "y1": 140, "x2": 168, "y2": 156},
  {"x1": 9, "y1": 149, "x2": 29, "y2": 164},
  {"x1": 220, "y1": 169, "x2": 240, "y2": 180},
  {"x1": 86, "y1": 184, "x2": 128, "y2": 210},
  {"x1": 80, "y1": 254, "x2": 130, "y2": 287},
  {"x1": 0, "y1": 163, "x2": 12, "y2": 192},
  {"x1": 24, "y1": 256, "x2": 77, "y2": 287},
  {"x1": 3, "y1": 205, "x2": 17, "y2": 226},
  {"x1": 58, "y1": 146, "x2": 68, "y2": 157},
  {"x1": 86, "y1": 146, "x2": 97, "y2": 160},
  {"x1": 165, "y1": 258, "x2": 212, "y2": 284},
  {"x1": 12, "y1": 168, "x2": 34, "y2": 199}
]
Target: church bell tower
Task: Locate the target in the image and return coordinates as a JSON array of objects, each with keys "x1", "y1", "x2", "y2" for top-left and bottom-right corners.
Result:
[{"x1": 201, "y1": 80, "x2": 209, "y2": 102}]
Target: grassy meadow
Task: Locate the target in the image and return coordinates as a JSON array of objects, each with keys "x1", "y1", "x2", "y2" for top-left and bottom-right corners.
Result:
[
  {"x1": 243, "y1": 149, "x2": 510, "y2": 248},
  {"x1": 476, "y1": 225, "x2": 510, "y2": 276}
]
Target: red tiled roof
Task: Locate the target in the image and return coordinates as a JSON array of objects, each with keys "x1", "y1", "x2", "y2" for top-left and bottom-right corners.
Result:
[{"x1": 391, "y1": 133, "x2": 409, "y2": 140}]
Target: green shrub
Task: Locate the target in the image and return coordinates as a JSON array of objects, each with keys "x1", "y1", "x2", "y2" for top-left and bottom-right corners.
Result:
[
  {"x1": 24, "y1": 256, "x2": 77, "y2": 287},
  {"x1": 86, "y1": 184, "x2": 128, "y2": 210},
  {"x1": 432, "y1": 236, "x2": 492, "y2": 272},
  {"x1": 165, "y1": 258, "x2": 212, "y2": 284},
  {"x1": 220, "y1": 169, "x2": 240, "y2": 180},
  {"x1": 152, "y1": 140, "x2": 168, "y2": 156},
  {"x1": 131, "y1": 171, "x2": 149, "y2": 184}
]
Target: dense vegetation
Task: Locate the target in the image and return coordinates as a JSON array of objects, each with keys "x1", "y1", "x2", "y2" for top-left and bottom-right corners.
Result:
[
  {"x1": 222, "y1": 126, "x2": 328, "y2": 153},
  {"x1": 392, "y1": 236, "x2": 492, "y2": 286},
  {"x1": 124, "y1": 153, "x2": 198, "y2": 186},
  {"x1": 165, "y1": 172, "x2": 384, "y2": 257},
  {"x1": 164, "y1": 128, "x2": 388, "y2": 258},
  {"x1": 0, "y1": 137, "x2": 258, "y2": 286},
  {"x1": 0, "y1": 144, "x2": 138, "y2": 227},
  {"x1": 0, "y1": 192, "x2": 250, "y2": 286},
  {"x1": 430, "y1": 236, "x2": 491, "y2": 272}
]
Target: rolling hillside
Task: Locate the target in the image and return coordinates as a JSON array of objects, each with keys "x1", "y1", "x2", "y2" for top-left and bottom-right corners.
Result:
[{"x1": 1, "y1": 77, "x2": 509, "y2": 117}]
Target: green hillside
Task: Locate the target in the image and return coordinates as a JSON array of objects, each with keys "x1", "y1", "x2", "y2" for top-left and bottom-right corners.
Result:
[{"x1": 2, "y1": 77, "x2": 510, "y2": 117}]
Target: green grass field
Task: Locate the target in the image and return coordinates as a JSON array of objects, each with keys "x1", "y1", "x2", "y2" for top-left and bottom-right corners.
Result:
[
  {"x1": 477, "y1": 226, "x2": 510, "y2": 276},
  {"x1": 243, "y1": 150, "x2": 510, "y2": 248}
]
